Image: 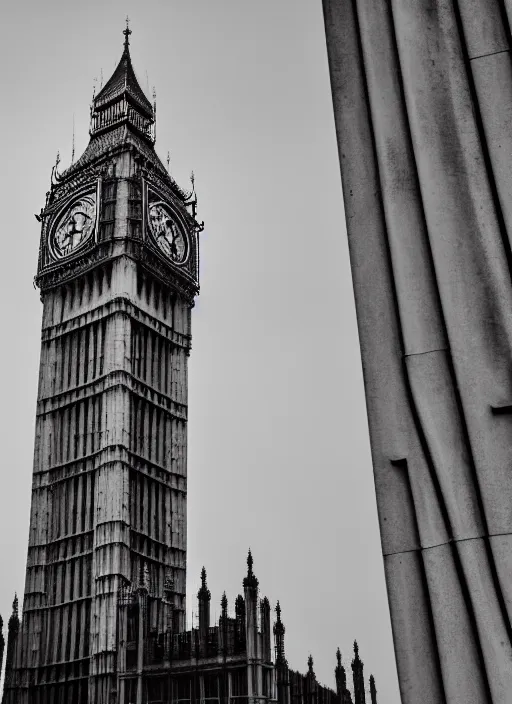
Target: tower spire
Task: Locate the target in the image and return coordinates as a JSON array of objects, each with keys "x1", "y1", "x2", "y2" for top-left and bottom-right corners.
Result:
[
  {"x1": 12, "y1": 593, "x2": 19, "y2": 619},
  {"x1": 197, "y1": 566, "x2": 211, "y2": 655},
  {"x1": 123, "y1": 15, "x2": 132, "y2": 50},
  {"x1": 3, "y1": 594, "x2": 20, "y2": 697},
  {"x1": 243, "y1": 548, "x2": 259, "y2": 590},
  {"x1": 335, "y1": 647, "x2": 353, "y2": 704},
  {"x1": 89, "y1": 21, "x2": 154, "y2": 143},
  {"x1": 351, "y1": 641, "x2": 366, "y2": 704},
  {"x1": 197, "y1": 566, "x2": 211, "y2": 601},
  {"x1": 273, "y1": 601, "x2": 286, "y2": 664},
  {"x1": 369, "y1": 675, "x2": 377, "y2": 704}
]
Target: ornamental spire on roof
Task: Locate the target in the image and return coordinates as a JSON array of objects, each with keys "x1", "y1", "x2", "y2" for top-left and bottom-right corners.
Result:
[
  {"x1": 273, "y1": 601, "x2": 286, "y2": 664},
  {"x1": 243, "y1": 548, "x2": 259, "y2": 590},
  {"x1": 123, "y1": 15, "x2": 131, "y2": 49},
  {"x1": 90, "y1": 20, "x2": 154, "y2": 141},
  {"x1": 197, "y1": 566, "x2": 211, "y2": 601}
]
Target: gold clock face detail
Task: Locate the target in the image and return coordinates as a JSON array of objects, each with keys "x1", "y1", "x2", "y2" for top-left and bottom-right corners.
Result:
[
  {"x1": 50, "y1": 195, "x2": 96, "y2": 260},
  {"x1": 149, "y1": 202, "x2": 188, "y2": 264}
]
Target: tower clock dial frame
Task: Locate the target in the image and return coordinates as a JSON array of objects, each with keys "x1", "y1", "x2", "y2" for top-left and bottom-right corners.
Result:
[
  {"x1": 47, "y1": 190, "x2": 98, "y2": 261},
  {"x1": 147, "y1": 197, "x2": 190, "y2": 266}
]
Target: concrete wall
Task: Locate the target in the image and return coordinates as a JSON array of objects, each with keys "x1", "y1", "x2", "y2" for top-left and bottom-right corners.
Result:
[{"x1": 323, "y1": 2, "x2": 512, "y2": 702}]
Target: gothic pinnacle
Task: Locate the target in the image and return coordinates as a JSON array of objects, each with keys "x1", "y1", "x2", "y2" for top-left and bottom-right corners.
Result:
[
  {"x1": 197, "y1": 566, "x2": 211, "y2": 601},
  {"x1": 369, "y1": 674, "x2": 377, "y2": 704},
  {"x1": 243, "y1": 548, "x2": 259, "y2": 590},
  {"x1": 11, "y1": 594, "x2": 18, "y2": 620}
]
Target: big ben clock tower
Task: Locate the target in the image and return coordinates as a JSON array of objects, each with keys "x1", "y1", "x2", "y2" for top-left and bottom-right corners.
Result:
[{"x1": 3, "y1": 24, "x2": 201, "y2": 704}]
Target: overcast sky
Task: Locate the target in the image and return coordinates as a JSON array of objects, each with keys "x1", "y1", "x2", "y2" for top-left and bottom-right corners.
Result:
[{"x1": 0, "y1": 2, "x2": 400, "y2": 702}]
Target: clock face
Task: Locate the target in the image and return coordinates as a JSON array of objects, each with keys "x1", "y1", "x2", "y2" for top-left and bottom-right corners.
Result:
[
  {"x1": 149, "y1": 202, "x2": 188, "y2": 264},
  {"x1": 50, "y1": 195, "x2": 96, "y2": 260}
]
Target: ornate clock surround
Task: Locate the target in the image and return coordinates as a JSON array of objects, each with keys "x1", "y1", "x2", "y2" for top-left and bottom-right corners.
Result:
[
  {"x1": 147, "y1": 199, "x2": 189, "y2": 265},
  {"x1": 39, "y1": 178, "x2": 101, "y2": 273},
  {"x1": 48, "y1": 190, "x2": 99, "y2": 262},
  {"x1": 36, "y1": 151, "x2": 201, "y2": 303},
  {"x1": 142, "y1": 178, "x2": 200, "y2": 288}
]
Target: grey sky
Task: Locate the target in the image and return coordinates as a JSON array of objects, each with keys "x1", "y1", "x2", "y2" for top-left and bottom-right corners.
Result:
[{"x1": 0, "y1": 1, "x2": 400, "y2": 701}]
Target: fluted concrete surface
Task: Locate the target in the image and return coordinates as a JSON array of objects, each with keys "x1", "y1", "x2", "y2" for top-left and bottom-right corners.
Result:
[{"x1": 323, "y1": 1, "x2": 512, "y2": 702}]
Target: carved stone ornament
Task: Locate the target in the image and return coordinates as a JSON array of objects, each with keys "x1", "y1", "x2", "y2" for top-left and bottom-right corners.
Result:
[
  {"x1": 148, "y1": 201, "x2": 189, "y2": 265},
  {"x1": 48, "y1": 193, "x2": 97, "y2": 260}
]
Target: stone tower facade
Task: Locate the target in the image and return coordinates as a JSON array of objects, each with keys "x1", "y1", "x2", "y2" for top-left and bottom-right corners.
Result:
[
  {"x1": 2, "y1": 26, "x2": 201, "y2": 704},
  {"x1": 1, "y1": 25, "x2": 383, "y2": 704}
]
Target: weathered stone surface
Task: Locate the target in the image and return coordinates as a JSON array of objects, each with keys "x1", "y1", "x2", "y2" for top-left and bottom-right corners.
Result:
[{"x1": 323, "y1": 0, "x2": 512, "y2": 701}]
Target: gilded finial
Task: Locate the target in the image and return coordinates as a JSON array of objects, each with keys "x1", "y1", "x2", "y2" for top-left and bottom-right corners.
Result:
[
  {"x1": 353, "y1": 640, "x2": 359, "y2": 658},
  {"x1": 336, "y1": 647, "x2": 342, "y2": 668},
  {"x1": 276, "y1": 601, "x2": 282, "y2": 622},
  {"x1": 221, "y1": 591, "x2": 228, "y2": 614},
  {"x1": 201, "y1": 566, "x2": 207, "y2": 588},
  {"x1": 308, "y1": 654, "x2": 314, "y2": 674},
  {"x1": 123, "y1": 16, "x2": 132, "y2": 49}
]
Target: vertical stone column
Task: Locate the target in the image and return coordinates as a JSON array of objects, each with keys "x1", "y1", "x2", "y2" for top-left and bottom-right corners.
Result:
[
  {"x1": 369, "y1": 675, "x2": 377, "y2": 704},
  {"x1": 259, "y1": 597, "x2": 271, "y2": 663},
  {"x1": 2, "y1": 596, "x2": 20, "y2": 702},
  {"x1": 89, "y1": 257, "x2": 133, "y2": 704},
  {"x1": 273, "y1": 603, "x2": 290, "y2": 704},
  {"x1": 322, "y1": 1, "x2": 512, "y2": 701},
  {"x1": 351, "y1": 643, "x2": 365, "y2": 704},
  {"x1": 335, "y1": 648, "x2": 352, "y2": 704},
  {"x1": 219, "y1": 593, "x2": 229, "y2": 704},
  {"x1": 197, "y1": 567, "x2": 211, "y2": 657},
  {"x1": 306, "y1": 656, "x2": 317, "y2": 704},
  {"x1": 243, "y1": 552, "x2": 261, "y2": 704}
]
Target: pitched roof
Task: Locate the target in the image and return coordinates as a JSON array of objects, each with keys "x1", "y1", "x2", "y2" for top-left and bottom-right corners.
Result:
[
  {"x1": 95, "y1": 41, "x2": 153, "y2": 117},
  {"x1": 56, "y1": 28, "x2": 191, "y2": 204},
  {"x1": 59, "y1": 124, "x2": 192, "y2": 202},
  {"x1": 62, "y1": 124, "x2": 164, "y2": 177}
]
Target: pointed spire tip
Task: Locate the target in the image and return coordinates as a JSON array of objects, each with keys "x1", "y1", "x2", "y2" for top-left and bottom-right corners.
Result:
[{"x1": 123, "y1": 15, "x2": 132, "y2": 49}]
